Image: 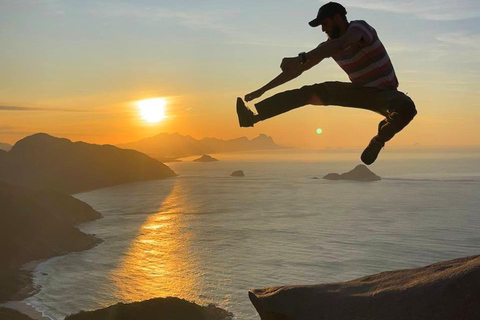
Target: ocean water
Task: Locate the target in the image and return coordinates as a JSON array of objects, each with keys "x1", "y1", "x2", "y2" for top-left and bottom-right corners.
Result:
[{"x1": 24, "y1": 150, "x2": 480, "y2": 319}]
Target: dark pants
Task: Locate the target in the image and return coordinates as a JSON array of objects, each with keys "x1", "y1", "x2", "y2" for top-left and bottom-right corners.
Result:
[{"x1": 254, "y1": 81, "x2": 417, "y2": 143}]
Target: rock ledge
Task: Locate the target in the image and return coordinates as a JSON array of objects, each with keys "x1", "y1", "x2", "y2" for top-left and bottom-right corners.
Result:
[{"x1": 249, "y1": 255, "x2": 480, "y2": 320}]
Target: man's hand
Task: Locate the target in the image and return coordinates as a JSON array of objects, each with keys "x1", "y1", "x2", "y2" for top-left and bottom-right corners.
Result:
[
  {"x1": 245, "y1": 89, "x2": 265, "y2": 102},
  {"x1": 244, "y1": 54, "x2": 312, "y2": 102},
  {"x1": 280, "y1": 56, "x2": 301, "y2": 72}
]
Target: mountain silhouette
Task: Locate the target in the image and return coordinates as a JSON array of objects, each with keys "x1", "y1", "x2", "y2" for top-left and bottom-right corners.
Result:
[
  {"x1": 0, "y1": 133, "x2": 176, "y2": 194},
  {"x1": 117, "y1": 132, "x2": 286, "y2": 160},
  {"x1": 0, "y1": 142, "x2": 12, "y2": 152},
  {"x1": 0, "y1": 181, "x2": 102, "y2": 302}
]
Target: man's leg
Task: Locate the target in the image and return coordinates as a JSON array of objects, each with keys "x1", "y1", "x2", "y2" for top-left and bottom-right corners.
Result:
[
  {"x1": 237, "y1": 81, "x2": 417, "y2": 163},
  {"x1": 361, "y1": 93, "x2": 417, "y2": 164},
  {"x1": 297, "y1": 81, "x2": 418, "y2": 164},
  {"x1": 253, "y1": 84, "x2": 329, "y2": 122},
  {"x1": 238, "y1": 80, "x2": 391, "y2": 127},
  {"x1": 376, "y1": 94, "x2": 417, "y2": 143},
  {"x1": 236, "y1": 83, "x2": 328, "y2": 127}
]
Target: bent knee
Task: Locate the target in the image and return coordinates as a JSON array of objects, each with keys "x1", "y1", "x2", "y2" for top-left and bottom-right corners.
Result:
[
  {"x1": 404, "y1": 99, "x2": 417, "y2": 121},
  {"x1": 407, "y1": 100, "x2": 417, "y2": 121},
  {"x1": 391, "y1": 96, "x2": 417, "y2": 121}
]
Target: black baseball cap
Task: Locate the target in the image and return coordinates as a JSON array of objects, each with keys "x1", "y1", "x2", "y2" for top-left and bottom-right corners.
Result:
[{"x1": 309, "y1": 2, "x2": 347, "y2": 27}]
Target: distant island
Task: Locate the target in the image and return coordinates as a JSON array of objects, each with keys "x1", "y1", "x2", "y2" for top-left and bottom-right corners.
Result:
[
  {"x1": 0, "y1": 133, "x2": 176, "y2": 194},
  {"x1": 231, "y1": 170, "x2": 245, "y2": 177},
  {"x1": 323, "y1": 164, "x2": 381, "y2": 181},
  {"x1": 117, "y1": 132, "x2": 287, "y2": 160},
  {"x1": 193, "y1": 154, "x2": 219, "y2": 162}
]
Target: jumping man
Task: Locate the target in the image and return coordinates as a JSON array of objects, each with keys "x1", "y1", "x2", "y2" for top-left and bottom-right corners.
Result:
[{"x1": 236, "y1": 2, "x2": 417, "y2": 165}]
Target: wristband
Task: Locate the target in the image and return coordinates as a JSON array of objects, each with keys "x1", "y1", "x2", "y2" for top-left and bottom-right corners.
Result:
[{"x1": 299, "y1": 52, "x2": 307, "y2": 65}]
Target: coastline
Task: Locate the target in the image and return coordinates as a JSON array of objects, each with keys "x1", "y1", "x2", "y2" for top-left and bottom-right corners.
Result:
[
  {"x1": 1, "y1": 301, "x2": 50, "y2": 320},
  {"x1": 1, "y1": 238, "x2": 103, "y2": 320},
  {"x1": 8, "y1": 260, "x2": 43, "y2": 301},
  {"x1": 0, "y1": 260, "x2": 47, "y2": 320}
]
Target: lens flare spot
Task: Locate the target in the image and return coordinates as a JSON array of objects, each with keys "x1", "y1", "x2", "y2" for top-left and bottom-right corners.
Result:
[{"x1": 316, "y1": 128, "x2": 323, "y2": 135}]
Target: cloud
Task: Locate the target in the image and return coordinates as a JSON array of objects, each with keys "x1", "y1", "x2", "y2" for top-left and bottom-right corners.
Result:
[
  {"x1": 226, "y1": 40, "x2": 314, "y2": 49},
  {"x1": 433, "y1": 32, "x2": 480, "y2": 65},
  {"x1": 0, "y1": 106, "x2": 35, "y2": 111},
  {"x1": 0, "y1": 105, "x2": 88, "y2": 112},
  {"x1": 90, "y1": 3, "x2": 239, "y2": 35},
  {"x1": 341, "y1": 0, "x2": 480, "y2": 20},
  {"x1": 435, "y1": 33, "x2": 480, "y2": 50},
  {"x1": 1, "y1": 0, "x2": 65, "y2": 15},
  {"x1": 0, "y1": 125, "x2": 16, "y2": 132},
  {"x1": 0, "y1": 125, "x2": 29, "y2": 136},
  {"x1": 39, "y1": 0, "x2": 65, "y2": 15}
]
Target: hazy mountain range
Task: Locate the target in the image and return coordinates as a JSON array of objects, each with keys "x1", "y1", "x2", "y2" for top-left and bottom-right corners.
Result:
[
  {"x1": 0, "y1": 133, "x2": 176, "y2": 194},
  {"x1": 117, "y1": 132, "x2": 287, "y2": 160},
  {"x1": 0, "y1": 142, "x2": 12, "y2": 152}
]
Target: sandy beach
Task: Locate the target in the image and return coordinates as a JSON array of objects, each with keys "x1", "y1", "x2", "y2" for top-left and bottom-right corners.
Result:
[
  {"x1": 1, "y1": 301, "x2": 50, "y2": 320},
  {"x1": 0, "y1": 261, "x2": 50, "y2": 319}
]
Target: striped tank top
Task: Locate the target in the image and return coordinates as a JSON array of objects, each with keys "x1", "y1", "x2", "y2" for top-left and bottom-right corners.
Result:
[{"x1": 330, "y1": 20, "x2": 398, "y2": 89}]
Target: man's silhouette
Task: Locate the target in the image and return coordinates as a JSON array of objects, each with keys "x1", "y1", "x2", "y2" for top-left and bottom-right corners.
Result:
[{"x1": 236, "y1": 2, "x2": 417, "y2": 165}]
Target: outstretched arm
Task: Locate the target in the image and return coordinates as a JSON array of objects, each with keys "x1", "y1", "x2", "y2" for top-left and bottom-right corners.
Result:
[
  {"x1": 245, "y1": 57, "x2": 323, "y2": 102},
  {"x1": 280, "y1": 28, "x2": 364, "y2": 72},
  {"x1": 244, "y1": 27, "x2": 364, "y2": 102}
]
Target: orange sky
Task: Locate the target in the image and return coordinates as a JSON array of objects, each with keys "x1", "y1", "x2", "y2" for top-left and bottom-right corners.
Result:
[{"x1": 1, "y1": 1, "x2": 480, "y2": 149}]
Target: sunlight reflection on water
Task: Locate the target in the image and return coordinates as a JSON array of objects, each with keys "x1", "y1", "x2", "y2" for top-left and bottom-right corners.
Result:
[{"x1": 109, "y1": 182, "x2": 204, "y2": 304}]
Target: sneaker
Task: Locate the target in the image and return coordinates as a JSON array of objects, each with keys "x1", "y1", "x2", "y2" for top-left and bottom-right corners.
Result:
[
  {"x1": 361, "y1": 137, "x2": 385, "y2": 165},
  {"x1": 236, "y1": 97, "x2": 254, "y2": 127}
]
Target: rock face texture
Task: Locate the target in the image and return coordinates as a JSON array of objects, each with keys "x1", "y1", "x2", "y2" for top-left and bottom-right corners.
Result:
[
  {"x1": 65, "y1": 297, "x2": 233, "y2": 320},
  {"x1": 194, "y1": 154, "x2": 219, "y2": 162},
  {"x1": 231, "y1": 170, "x2": 245, "y2": 177},
  {"x1": 0, "y1": 133, "x2": 176, "y2": 194},
  {"x1": 323, "y1": 164, "x2": 381, "y2": 181},
  {"x1": 0, "y1": 181, "x2": 102, "y2": 302},
  {"x1": 249, "y1": 255, "x2": 480, "y2": 320}
]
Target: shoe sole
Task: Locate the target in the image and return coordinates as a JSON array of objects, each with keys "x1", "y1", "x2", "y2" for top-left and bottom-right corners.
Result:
[{"x1": 236, "y1": 98, "x2": 253, "y2": 127}]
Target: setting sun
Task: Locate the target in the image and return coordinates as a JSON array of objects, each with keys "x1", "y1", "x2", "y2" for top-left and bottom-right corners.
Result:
[{"x1": 136, "y1": 98, "x2": 167, "y2": 123}]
